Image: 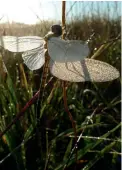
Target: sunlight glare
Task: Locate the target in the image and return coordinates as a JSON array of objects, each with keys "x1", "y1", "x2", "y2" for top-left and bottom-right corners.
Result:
[{"x1": 0, "y1": 0, "x2": 61, "y2": 24}]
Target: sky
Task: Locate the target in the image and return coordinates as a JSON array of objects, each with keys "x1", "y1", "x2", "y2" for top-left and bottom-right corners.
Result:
[
  {"x1": 0, "y1": 0, "x2": 62, "y2": 24},
  {"x1": 0, "y1": 0, "x2": 121, "y2": 24}
]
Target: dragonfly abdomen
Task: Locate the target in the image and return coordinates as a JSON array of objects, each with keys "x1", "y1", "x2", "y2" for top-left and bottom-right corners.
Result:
[{"x1": 39, "y1": 50, "x2": 50, "y2": 102}]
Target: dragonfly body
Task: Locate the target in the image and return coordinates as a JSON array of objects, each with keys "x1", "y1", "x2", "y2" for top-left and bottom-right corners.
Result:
[
  {"x1": 0, "y1": 24, "x2": 119, "y2": 82},
  {"x1": 37, "y1": 25, "x2": 63, "y2": 99}
]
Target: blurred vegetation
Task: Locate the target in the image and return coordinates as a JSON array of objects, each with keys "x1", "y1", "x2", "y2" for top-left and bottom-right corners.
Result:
[{"x1": 0, "y1": 2, "x2": 121, "y2": 170}]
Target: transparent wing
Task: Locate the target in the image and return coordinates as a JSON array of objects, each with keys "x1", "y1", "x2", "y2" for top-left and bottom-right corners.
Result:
[
  {"x1": 22, "y1": 46, "x2": 46, "y2": 70},
  {"x1": 0, "y1": 36, "x2": 44, "y2": 52},
  {"x1": 48, "y1": 37, "x2": 89, "y2": 62},
  {"x1": 50, "y1": 59, "x2": 119, "y2": 82}
]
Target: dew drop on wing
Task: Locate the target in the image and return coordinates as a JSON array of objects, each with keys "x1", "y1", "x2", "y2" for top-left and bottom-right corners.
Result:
[
  {"x1": 22, "y1": 46, "x2": 46, "y2": 70},
  {"x1": 48, "y1": 37, "x2": 90, "y2": 62},
  {"x1": 0, "y1": 36, "x2": 45, "y2": 52},
  {"x1": 49, "y1": 59, "x2": 120, "y2": 82}
]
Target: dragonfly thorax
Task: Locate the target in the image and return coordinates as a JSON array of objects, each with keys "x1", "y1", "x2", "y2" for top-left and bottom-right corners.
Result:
[{"x1": 44, "y1": 31, "x2": 55, "y2": 41}]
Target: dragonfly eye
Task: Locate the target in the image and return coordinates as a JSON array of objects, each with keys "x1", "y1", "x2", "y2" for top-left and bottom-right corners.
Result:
[{"x1": 51, "y1": 25, "x2": 62, "y2": 37}]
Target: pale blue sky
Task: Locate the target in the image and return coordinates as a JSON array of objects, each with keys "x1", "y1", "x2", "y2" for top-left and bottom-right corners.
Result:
[{"x1": 0, "y1": 1, "x2": 121, "y2": 24}]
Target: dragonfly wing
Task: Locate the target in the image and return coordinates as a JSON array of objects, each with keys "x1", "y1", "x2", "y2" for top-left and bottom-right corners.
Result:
[
  {"x1": 50, "y1": 59, "x2": 119, "y2": 82},
  {"x1": 48, "y1": 37, "x2": 89, "y2": 62},
  {"x1": 0, "y1": 36, "x2": 44, "y2": 52},
  {"x1": 22, "y1": 46, "x2": 45, "y2": 70}
]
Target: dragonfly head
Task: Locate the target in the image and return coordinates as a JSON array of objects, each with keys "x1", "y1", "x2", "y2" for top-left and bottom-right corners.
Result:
[{"x1": 51, "y1": 25, "x2": 62, "y2": 37}]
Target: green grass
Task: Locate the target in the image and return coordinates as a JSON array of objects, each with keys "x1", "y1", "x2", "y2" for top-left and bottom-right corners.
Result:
[{"x1": 0, "y1": 11, "x2": 121, "y2": 170}]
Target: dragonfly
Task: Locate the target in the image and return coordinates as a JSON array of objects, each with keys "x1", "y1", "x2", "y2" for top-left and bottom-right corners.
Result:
[
  {"x1": 0, "y1": 24, "x2": 119, "y2": 83},
  {"x1": 0, "y1": 24, "x2": 120, "y2": 140}
]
